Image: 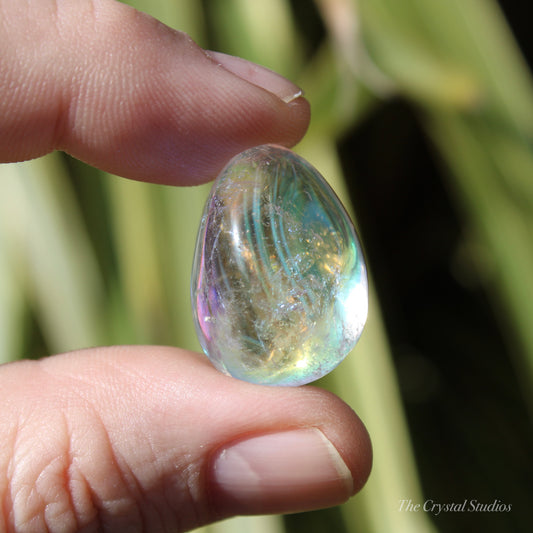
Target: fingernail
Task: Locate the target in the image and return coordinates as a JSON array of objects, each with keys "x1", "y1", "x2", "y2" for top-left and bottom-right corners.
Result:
[
  {"x1": 211, "y1": 428, "x2": 354, "y2": 515},
  {"x1": 206, "y1": 51, "x2": 304, "y2": 104}
]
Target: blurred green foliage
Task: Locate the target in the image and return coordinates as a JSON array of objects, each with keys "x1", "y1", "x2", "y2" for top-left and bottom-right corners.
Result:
[{"x1": 1, "y1": 0, "x2": 532, "y2": 531}]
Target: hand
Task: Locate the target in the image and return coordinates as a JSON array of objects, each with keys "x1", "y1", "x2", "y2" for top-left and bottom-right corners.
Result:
[{"x1": 0, "y1": 1, "x2": 372, "y2": 532}]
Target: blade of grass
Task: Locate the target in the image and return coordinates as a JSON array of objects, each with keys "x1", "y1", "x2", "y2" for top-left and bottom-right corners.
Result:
[
  {"x1": 0, "y1": 204, "x2": 25, "y2": 363},
  {"x1": 337, "y1": 288, "x2": 437, "y2": 533},
  {"x1": 0, "y1": 155, "x2": 106, "y2": 354},
  {"x1": 208, "y1": 0, "x2": 302, "y2": 77},
  {"x1": 297, "y1": 138, "x2": 437, "y2": 533},
  {"x1": 104, "y1": 175, "x2": 174, "y2": 345},
  {"x1": 157, "y1": 183, "x2": 210, "y2": 352},
  {"x1": 314, "y1": 0, "x2": 394, "y2": 98},
  {"x1": 297, "y1": 38, "x2": 378, "y2": 139},
  {"x1": 191, "y1": 515, "x2": 285, "y2": 533},
  {"x1": 356, "y1": 0, "x2": 481, "y2": 109}
]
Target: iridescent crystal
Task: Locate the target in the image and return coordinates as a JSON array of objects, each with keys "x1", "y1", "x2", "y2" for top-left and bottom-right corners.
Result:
[{"x1": 191, "y1": 145, "x2": 368, "y2": 386}]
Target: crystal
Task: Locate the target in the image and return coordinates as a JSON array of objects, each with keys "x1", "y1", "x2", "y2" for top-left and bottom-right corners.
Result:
[{"x1": 191, "y1": 145, "x2": 368, "y2": 386}]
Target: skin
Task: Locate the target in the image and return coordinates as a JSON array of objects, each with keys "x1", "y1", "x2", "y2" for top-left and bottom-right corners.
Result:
[{"x1": 0, "y1": 1, "x2": 372, "y2": 532}]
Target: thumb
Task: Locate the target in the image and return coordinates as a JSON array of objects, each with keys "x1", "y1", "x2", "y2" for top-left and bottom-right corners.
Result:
[
  {"x1": 1, "y1": 346, "x2": 371, "y2": 532},
  {"x1": 0, "y1": 0, "x2": 309, "y2": 184}
]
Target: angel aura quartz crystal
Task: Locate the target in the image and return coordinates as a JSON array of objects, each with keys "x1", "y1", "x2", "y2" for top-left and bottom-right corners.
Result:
[{"x1": 191, "y1": 145, "x2": 368, "y2": 386}]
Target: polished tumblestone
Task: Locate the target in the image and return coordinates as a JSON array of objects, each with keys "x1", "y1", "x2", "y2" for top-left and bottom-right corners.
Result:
[{"x1": 191, "y1": 145, "x2": 368, "y2": 386}]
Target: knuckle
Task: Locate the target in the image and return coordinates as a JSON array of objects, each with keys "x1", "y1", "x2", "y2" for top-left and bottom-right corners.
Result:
[{"x1": 1, "y1": 402, "x2": 143, "y2": 532}]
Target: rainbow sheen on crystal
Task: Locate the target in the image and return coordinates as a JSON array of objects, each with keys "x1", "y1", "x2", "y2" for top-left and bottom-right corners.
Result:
[{"x1": 191, "y1": 145, "x2": 368, "y2": 386}]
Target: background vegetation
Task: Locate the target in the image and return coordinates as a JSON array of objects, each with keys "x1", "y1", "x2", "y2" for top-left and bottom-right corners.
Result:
[{"x1": 1, "y1": 0, "x2": 532, "y2": 531}]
